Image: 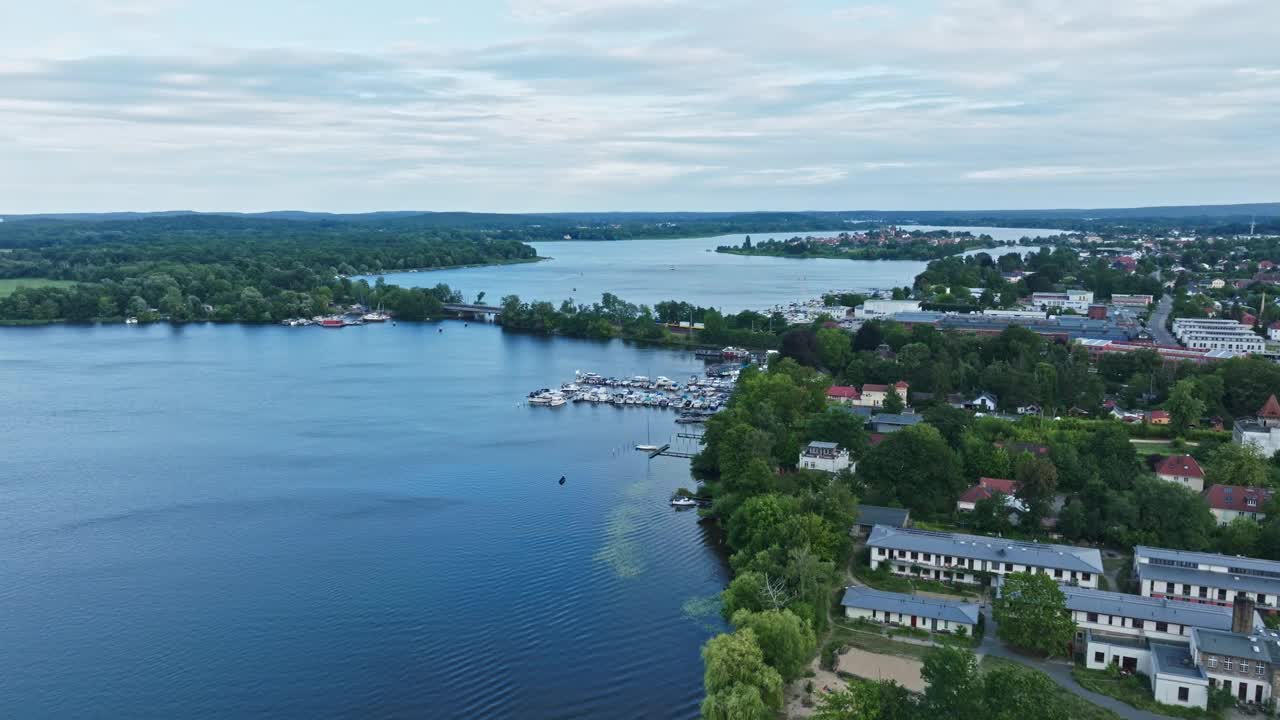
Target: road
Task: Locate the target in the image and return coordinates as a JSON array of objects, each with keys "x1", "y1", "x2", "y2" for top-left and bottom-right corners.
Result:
[{"x1": 1146, "y1": 295, "x2": 1177, "y2": 346}]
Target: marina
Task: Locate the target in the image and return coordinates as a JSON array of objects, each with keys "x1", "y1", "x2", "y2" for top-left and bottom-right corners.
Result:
[{"x1": 523, "y1": 363, "x2": 743, "y2": 424}]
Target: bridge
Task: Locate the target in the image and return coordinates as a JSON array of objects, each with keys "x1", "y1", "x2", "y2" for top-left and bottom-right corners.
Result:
[{"x1": 442, "y1": 303, "x2": 503, "y2": 321}]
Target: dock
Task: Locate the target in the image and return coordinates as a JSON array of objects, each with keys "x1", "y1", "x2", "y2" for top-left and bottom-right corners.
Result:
[{"x1": 648, "y1": 443, "x2": 698, "y2": 460}]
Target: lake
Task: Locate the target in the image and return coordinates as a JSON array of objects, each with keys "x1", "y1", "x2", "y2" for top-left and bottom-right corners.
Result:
[
  {"x1": 374, "y1": 227, "x2": 1061, "y2": 312},
  {"x1": 0, "y1": 322, "x2": 729, "y2": 719}
]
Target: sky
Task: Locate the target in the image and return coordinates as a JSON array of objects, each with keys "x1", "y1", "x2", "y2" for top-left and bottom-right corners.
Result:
[{"x1": 1, "y1": 0, "x2": 1278, "y2": 213}]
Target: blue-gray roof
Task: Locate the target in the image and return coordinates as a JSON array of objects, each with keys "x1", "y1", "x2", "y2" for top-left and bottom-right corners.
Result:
[
  {"x1": 1136, "y1": 546, "x2": 1280, "y2": 577},
  {"x1": 1136, "y1": 562, "x2": 1280, "y2": 597},
  {"x1": 836, "y1": 405, "x2": 874, "y2": 418},
  {"x1": 1064, "y1": 587, "x2": 1244, "y2": 632},
  {"x1": 868, "y1": 525, "x2": 1104, "y2": 574},
  {"x1": 840, "y1": 586, "x2": 979, "y2": 625},
  {"x1": 871, "y1": 413, "x2": 923, "y2": 426},
  {"x1": 807, "y1": 441, "x2": 839, "y2": 449},
  {"x1": 1193, "y1": 627, "x2": 1280, "y2": 663},
  {"x1": 1150, "y1": 642, "x2": 1208, "y2": 681},
  {"x1": 855, "y1": 505, "x2": 910, "y2": 529}
]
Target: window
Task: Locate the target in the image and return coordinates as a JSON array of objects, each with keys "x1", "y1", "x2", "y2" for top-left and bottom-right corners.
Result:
[
  {"x1": 1209, "y1": 657, "x2": 1218, "y2": 669},
  {"x1": 1054, "y1": 569, "x2": 1062, "y2": 578},
  {"x1": 1258, "y1": 664, "x2": 1266, "y2": 677},
  {"x1": 1087, "y1": 612, "x2": 1098, "y2": 622},
  {"x1": 1178, "y1": 687, "x2": 1189, "y2": 702},
  {"x1": 1095, "y1": 651, "x2": 1105, "y2": 663},
  {"x1": 1005, "y1": 562, "x2": 1014, "y2": 572},
  {"x1": 1241, "y1": 661, "x2": 1250, "y2": 674},
  {"x1": 1219, "y1": 589, "x2": 1228, "y2": 601},
  {"x1": 1225, "y1": 658, "x2": 1234, "y2": 671},
  {"x1": 922, "y1": 553, "x2": 931, "y2": 562},
  {"x1": 1259, "y1": 593, "x2": 1267, "y2": 605},
  {"x1": 1156, "y1": 622, "x2": 1168, "y2": 632},
  {"x1": 1082, "y1": 573, "x2": 1092, "y2": 582},
  {"x1": 1199, "y1": 587, "x2": 1208, "y2": 598}
]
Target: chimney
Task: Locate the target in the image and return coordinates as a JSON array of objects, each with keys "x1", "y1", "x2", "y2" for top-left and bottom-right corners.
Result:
[{"x1": 1233, "y1": 595, "x2": 1256, "y2": 634}]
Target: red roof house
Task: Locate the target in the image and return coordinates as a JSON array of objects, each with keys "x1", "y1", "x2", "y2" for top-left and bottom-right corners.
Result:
[
  {"x1": 1203, "y1": 485, "x2": 1274, "y2": 525},
  {"x1": 827, "y1": 385, "x2": 861, "y2": 403},
  {"x1": 1154, "y1": 455, "x2": 1205, "y2": 491},
  {"x1": 1148, "y1": 409, "x2": 1170, "y2": 425},
  {"x1": 957, "y1": 477, "x2": 1022, "y2": 511},
  {"x1": 1260, "y1": 394, "x2": 1280, "y2": 419}
]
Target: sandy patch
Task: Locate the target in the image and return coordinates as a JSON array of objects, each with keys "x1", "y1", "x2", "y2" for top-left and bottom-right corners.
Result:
[
  {"x1": 837, "y1": 647, "x2": 926, "y2": 692},
  {"x1": 784, "y1": 655, "x2": 851, "y2": 718}
]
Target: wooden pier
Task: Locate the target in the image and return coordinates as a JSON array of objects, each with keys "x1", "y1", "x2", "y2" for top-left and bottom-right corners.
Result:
[{"x1": 648, "y1": 443, "x2": 698, "y2": 460}]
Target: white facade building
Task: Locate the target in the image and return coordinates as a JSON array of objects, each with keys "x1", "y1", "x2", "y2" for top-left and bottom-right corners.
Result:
[
  {"x1": 840, "y1": 586, "x2": 979, "y2": 635},
  {"x1": 1134, "y1": 546, "x2": 1280, "y2": 610},
  {"x1": 798, "y1": 441, "x2": 853, "y2": 474},
  {"x1": 866, "y1": 525, "x2": 1102, "y2": 588},
  {"x1": 854, "y1": 300, "x2": 921, "y2": 319},
  {"x1": 1031, "y1": 289, "x2": 1094, "y2": 312}
]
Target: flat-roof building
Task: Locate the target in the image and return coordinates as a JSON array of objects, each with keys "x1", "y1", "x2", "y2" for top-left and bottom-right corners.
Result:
[
  {"x1": 1134, "y1": 545, "x2": 1280, "y2": 610},
  {"x1": 839, "y1": 586, "x2": 979, "y2": 634}
]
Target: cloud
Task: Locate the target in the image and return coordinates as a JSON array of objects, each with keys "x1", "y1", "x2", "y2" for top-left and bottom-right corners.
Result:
[{"x1": 0, "y1": 0, "x2": 1278, "y2": 212}]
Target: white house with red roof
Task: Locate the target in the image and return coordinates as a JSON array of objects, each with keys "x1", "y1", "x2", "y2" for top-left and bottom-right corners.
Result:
[
  {"x1": 1154, "y1": 455, "x2": 1205, "y2": 492},
  {"x1": 1268, "y1": 322, "x2": 1280, "y2": 342},
  {"x1": 1204, "y1": 485, "x2": 1274, "y2": 525},
  {"x1": 956, "y1": 477, "x2": 1026, "y2": 513},
  {"x1": 827, "y1": 381, "x2": 909, "y2": 409}
]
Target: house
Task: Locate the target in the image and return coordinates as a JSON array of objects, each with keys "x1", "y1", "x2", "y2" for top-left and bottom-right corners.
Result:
[
  {"x1": 826, "y1": 385, "x2": 860, "y2": 405},
  {"x1": 840, "y1": 586, "x2": 979, "y2": 635},
  {"x1": 854, "y1": 381, "x2": 909, "y2": 409},
  {"x1": 1154, "y1": 455, "x2": 1205, "y2": 492},
  {"x1": 1234, "y1": 394, "x2": 1280, "y2": 457},
  {"x1": 1204, "y1": 485, "x2": 1274, "y2": 525},
  {"x1": 1016, "y1": 404, "x2": 1042, "y2": 416},
  {"x1": 1190, "y1": 619, "x2": 1279, "y2": 706},
  {"x1": 1269, "y1": 322, "x2": 1280, "y2": 342},
  {"x1": 967, "y1": 391, "x2": 998, "y2": 412},
  {"x1": 798, "y1": 441, "x2": 853, "y2": 474},
  {"x1": 867, "y1": 525, "x2": 1103, "y2": 588},
  {"x1": 1242, "y1": 312, "x2": 1258, "y2": 327},
  {"x1": 956, "y1": 477, "x2": 1023, "y2": 513},
  {"x1": 1031, "y1": 289, "x2": 1095, "y2": 312},
  {"x1": 1148, "y1": 410, "x2": 1171, "y2": 426},
  {"x1": 852, "y1": 505, "x2": 911, "y2": 536},
  {"x1": 1134, "y1": 545, "x2": 1280, "y2": 610},
  {"x1": 1073, "y1": 589, "x2": 1267, "y2": 711},
  {"x1": 869, "y1": 413, "x2": 923, "y2": 434}
]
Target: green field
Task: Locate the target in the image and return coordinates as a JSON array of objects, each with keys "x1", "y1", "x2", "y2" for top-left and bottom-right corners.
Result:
[{"x1": 0, "y1": 278, "x2": 79, "y2": 296}]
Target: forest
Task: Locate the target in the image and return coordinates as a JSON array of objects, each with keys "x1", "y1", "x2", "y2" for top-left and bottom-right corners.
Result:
[{"x1": 0, "y1": 215, "x2": 536, "y2": 323}]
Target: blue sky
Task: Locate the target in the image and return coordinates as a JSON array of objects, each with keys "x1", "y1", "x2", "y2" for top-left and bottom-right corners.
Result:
[{"x1": 1, "y1": 0, "x2": 1278, "y2": 213}]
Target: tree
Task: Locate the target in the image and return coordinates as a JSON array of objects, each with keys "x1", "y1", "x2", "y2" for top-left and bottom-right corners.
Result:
[
  {"x1": 981, "y1": 664, "x2": 1068, "y2": 720},
  {"x1": 1216, "y1": 517, "x2": 1262, "y2": 557},
  {"x1": 815, "y1": 680, "x2": 918, "y2": 720},
  {"x1": 701, "y1": 682, "x2": 772, "y2": 720},
  {"x1": 860, "y1": 425, "x2": 964, "y2": 514},
  {"x1": 1207, "y1": 443, "x2": 1269, "y2": 488},
  {"x1": 731, "y1": 609, "x2": 816, "y2": 681},
  {"x1": 720, "y1": 571, "x2": 768, "y2": 619},
  {"x1": 804, "y1": 408, "x2": 867, "y2": 457},
  {"x1": 817, "y1": 328, "x2": 852, "y2": 371},
  {"x1": 882, "y1": 387, "x2": 905, "y2": 414},
  {"x1": 1166, "y1": 378, "x2": 1206, "y2": 436},
  {"x1": 993, "y1": 572, "x2": 1075, "y2": 657},
  {"x1": 922, "y1": 405, "x2": 970, "y2": 449},
  {"x1": 970, "y1": 494, "x2": 1014, "y2": 535},
  {"x1": 921, "y1": 646, "x2": 982, "y2": 720},
  {"x1": 701, "y1": 629, "x2": 784, "y2": 711},
  {"x1": 1013, "y1": 455, "x2": 1058, "y2": 526}
]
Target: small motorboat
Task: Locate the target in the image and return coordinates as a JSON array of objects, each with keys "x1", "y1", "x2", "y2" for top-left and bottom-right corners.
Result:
[
  {"x1": 670, "y1": 497, "x2": 698, "y2": 508},
  {"x1": 635, "y1": 444, "x2": 661, "y2": 452}
]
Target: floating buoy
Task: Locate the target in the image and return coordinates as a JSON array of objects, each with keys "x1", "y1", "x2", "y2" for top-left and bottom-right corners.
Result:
[
  {"x1": 559, "y1": 476, "x2": 566, "y2": 486},
  {"x1": 439, "y1": 328, "x2": 444, "y2": 333}
]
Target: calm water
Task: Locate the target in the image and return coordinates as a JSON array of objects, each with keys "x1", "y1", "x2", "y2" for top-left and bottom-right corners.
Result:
[
  {"x1": 376, "y1": 227, "x2": 1059, "y2": 312},
  {"x1": 0, "y1": 322, "x2": 729, "y2": 719}
]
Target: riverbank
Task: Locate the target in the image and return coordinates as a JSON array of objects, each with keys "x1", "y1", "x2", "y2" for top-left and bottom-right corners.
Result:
[
  {"x1": 715, "y1": 241, "x2": 1006, "y2": 262},
  {"x1": 365, "y1": 256, "x2": 548, "y2": 275}
]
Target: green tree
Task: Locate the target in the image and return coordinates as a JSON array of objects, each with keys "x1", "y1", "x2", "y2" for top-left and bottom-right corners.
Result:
[
  {"x1": 981, "y1": 664, "x2": 1068, "y2": 720},
  {"x1": 992, "y1": 572, "x2": 1075, "y2": 657},
  {"x1": 1013, "y1": 455, "x2": 1058, "y2": 526},
  {"x1": 1207, "y1": 443, "x2": 1269, "y2": 488},
  {"x1": 815, "y1": 680, "x2": 918, "y2": 720},
  {"x1": 1166, "y1": 378, "x2": 1206, "y2": 436},
  {"x1": 700, "y1": 682, "x2": 772, "y2": 720},
  {"x1": 730, "y1": 609, "x2": 816, "y2": 681},
  {"x1": 921, "y1": 646, "x2": 982, "y2": 720},
  {"x1": 882, "y1": 387, "x2": 906, "y2": 414},
  {"x1": 1216, "y1": 517, "x2": 1262, "y2": 557},
  {"x1": 860, "y1": 425, "x2": 964, "y2": 514},
  {"x1": 701, "y1": 629, "x2": 784, "y2": 711},
  {"x1": 817, "y1": 328, "x2": 852, "y2": 371},
  {"x1": 720, "y1": 571, "x2": 768, "y2": 619}
]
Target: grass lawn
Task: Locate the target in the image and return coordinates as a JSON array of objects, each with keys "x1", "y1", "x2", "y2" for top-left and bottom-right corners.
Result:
[
  {"x1": 850, "y1": 565, "x2": 979, "y2": 599},
  {"x1": 980, "y1": 656, "x2": 1123, "y2": 720},
  {"x1": 0, "y1": 278, "x2": 78, "y2": 296},
  {"x1": 826, "y1": 622, "x2": 936, "y2": 662},
  {"x1": 1072, "y1": 667, "x2": 1222, "y2": 720}
]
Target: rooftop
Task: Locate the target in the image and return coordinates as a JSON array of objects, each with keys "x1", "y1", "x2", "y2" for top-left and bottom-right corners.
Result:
[
  {"x1": 806, "y1": 441, "x2": 840, "y2": 450},
  {"x1": 1064, "y1": 586, "x2": 1243, "y2": 631},
  {"x1": 854, "y1": 505, "x2": 911, "y2": 529},
  {"x1": 1150, "y1": 641, "x2": 1208, "y2": 681},
  {"x1": 871, "y1": 413, "x2": 923, "y2": 427},
  {"x1": 1193, "y1": 627, "x2": 1280, "y2": 663},
  {"x1": 1203, "y1": 485, "x2": 1274, "y2": 513},
  {"x1": 1138, "y1": 562, "x2": 1280, "y2": 598},
  {"x1": 1136, "y1": 546, "x2": 1280, "y2": 577},
  {"x1": 1154, "y1": 455, "x2": 1204, "y2": 479},
  {"x1": 840, "y1": 586, "x2": 980, "y2": 625},
  {"x1": 867, "y1": 525, "x2": 1103, "y2": 574}
]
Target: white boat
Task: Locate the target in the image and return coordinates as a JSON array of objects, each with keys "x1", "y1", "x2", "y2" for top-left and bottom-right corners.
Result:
[
  {"x1": 124, "y1": 317, "x2": 139, "y2": 325},
  {"x1": 635, "y1": 444, "x2": 661, "y2": 452},
  {"x1": 548, "y1": 396, "x2": 566, "y2": 407},
  {"x1": 671, "y1": 497, "x2": 698, "y2": 508}
]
